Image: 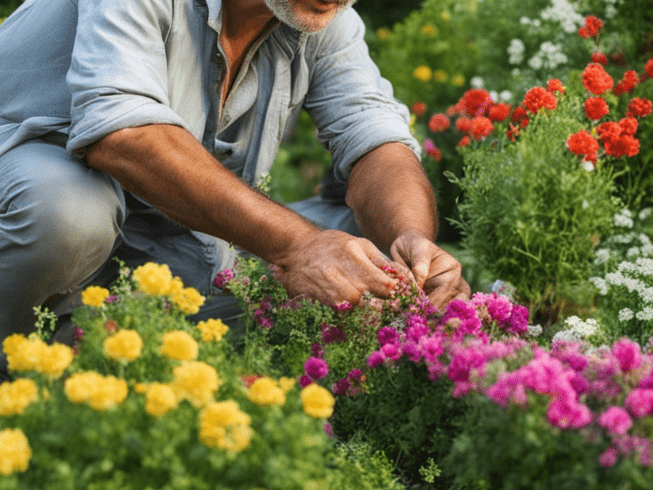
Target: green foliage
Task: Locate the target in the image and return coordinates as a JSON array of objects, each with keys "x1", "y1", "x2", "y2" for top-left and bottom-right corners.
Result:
[
  {"x1": 440, "y1": 395, "x2": 652, "y2": 490},
  {"x1": 451, "y1": 87, "x2": 619, "y2": 324}
]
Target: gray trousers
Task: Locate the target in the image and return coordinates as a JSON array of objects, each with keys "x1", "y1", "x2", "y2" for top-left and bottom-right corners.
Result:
[{"x1": 0, "y1": 137, "x2": 360, "y2": 377}]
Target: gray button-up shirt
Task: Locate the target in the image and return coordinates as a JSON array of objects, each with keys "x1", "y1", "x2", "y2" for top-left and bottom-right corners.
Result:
[{"x1": 0, "y1": 0, "x2": 419, "y2": 187}]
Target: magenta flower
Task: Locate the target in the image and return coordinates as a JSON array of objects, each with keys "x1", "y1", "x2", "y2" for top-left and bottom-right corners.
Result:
[
  {"x1": 547, "y1": 399, "x2": 591, "y2": 429},
  {"x1": 598, "y1": 406, "x2": 633, "y2": 435},
  {"x1": 402, "y1": 341, "x2": 422, "y2": 363},
  {"x1": 598, "y1": 447, "x2": 618, "y2": 467},
  {"x1": 504, "y1": 304, "x2": 529, "y2": 334},
  {"x1": 213, "y1": 269, "x2": 234, "y2": 288},
  {"x1": 299, "y1": 375, "x2": 313, "y2": 388},
  {"x1": 378, "y1": 326, "x2": 399, "y2": 346},
  {"x1": 304, "y1": 357, "x2": 329, "y2": 380},
  {"x1": 612, "y1": 338, "x2": 642, "y2": 373},
  {"x1": 310, "y1": 342, "x2": 324, "y2": 359},
  {"x1": 332, "y1": 378, "x2": 351, "y2": 395},
  {"x1": 322, "y1": 324, "x2": 346, "y2": 344},
  {"x1": 347, "y1": 369, "x2": 363, "y2": 381},
  {"x1": 367, "y1": 351, "x2": 385, "y2": 368},
  {"x1": 624, "y1": 388, "x2": 653, "y2": 418}
]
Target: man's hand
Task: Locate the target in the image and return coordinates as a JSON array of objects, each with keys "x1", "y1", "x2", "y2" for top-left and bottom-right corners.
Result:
[
  {"x1": 273, "y1": 230, "x2": 410, "y2": 307},
  {"x1": 389, "y1": 228, "x2": 471, "y2": 311}
]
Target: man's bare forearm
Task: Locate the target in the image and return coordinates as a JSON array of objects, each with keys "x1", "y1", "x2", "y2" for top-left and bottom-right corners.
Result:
[
  {"x1": 86, "y1": 124, "x2": 320, "y2": 267},
  {"x1": 345, "y1": 142, "x2": 438, "y2": 254}
]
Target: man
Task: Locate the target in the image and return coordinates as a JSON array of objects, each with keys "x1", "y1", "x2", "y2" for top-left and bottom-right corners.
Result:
[{"x1": 0, "y1": 0, "x2": 470, "y2": 378}]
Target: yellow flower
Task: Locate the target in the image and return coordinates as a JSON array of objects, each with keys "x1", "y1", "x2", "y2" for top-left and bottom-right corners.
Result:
[
  {"x1": 132, "y1": 262, "x2": 173, "y2": 295},
  {"x1": 441, "y1": 11, "x2": 451, "y2": 21},
  {"x1": 278, "y1": 376, "x2": 296, "y2": 394},
  {"x1": 40, "y1": 343, "x2": 73, "y2": 378},
  {"x1": 413, "y1": 65, "x2": 432, "y2": 83},
  {"x1": 196, "y1": 318, "x2": 229, "y2": 342},
  {"x1": 103, "y1": 330, "x2": 143, "y2": 362},
  {"x1": 81, "y1": 285, "x2": 110, "y2": 307},
  {"x1": 433, "y1": 69, "x2": 447, "y2": 82},
  {"x1": 133, "y1": 382, "x2": 148, "y2": 394},
  {"x1": 376, "y1": 27, "x2": 391, "y2": 40},
  {"x1": 0, "y1": 428, "x2": 32, "y2": 476},
  {"x1": 199, "y1": 400, "x2": 252, "y2": 452},
  {"x1": 170, "y1": 286, "x2": 205, "y2": 315},
  {"x1": 300, "y1": 383, "x2": 335, "y2": 419},
  {"x1": 247, "y1": 377, "x2": 286, "y2": 406},
  {"x1": 64, "y1": 372, "x2": 128, "y2": 411},
  {"x1": 452, "y1": 74, "x2": 465, "y2": 87},
  {"x1": 6, "y1": 336, "x2": 47, "y2": 373},
  {"x1": 171, "y1": 361, "x2": 221, "y2": 408},
  {"x1": 159, "y1": 330, "x2": 198, "y2": 361},
  {"x1": 421, "y1": 23, "x2": 436, "y2": 36},
  {"x1": 0, "y1": 379, "x2": 38, "y2": 416},
  {"x1": 144, "y1": 383, "x2": 178, "y2": 418},
  {"x1": 2, "y1": 333, "x2": 26, "y2": 357}
]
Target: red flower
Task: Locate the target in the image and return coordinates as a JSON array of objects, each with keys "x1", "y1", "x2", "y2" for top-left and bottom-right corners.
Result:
[
  {"x1": 567, "y1": 130, "x2": 599, "y2": 159},
  {"x1": 644, "y1": 58, "x2": 653, "y2": 81},
  {"x1": 619, "y1": 117, "x2": 638, "y2": 137},
  {"x1": 506, "y1": 123, "x2": 520, "y2": 142},
  {"x1": 598, "y1": 121, "x2": 640, "y2": 157},
  {"x1": 582, "y1": 63, "x2": 614, "y2": 95},
  {"x1": 578, "y1": 26, "x2": 590, "y2": 39},
  {"x1": 585, "y1": 16, "x2": 603, "y2": 37},
  {"x1": 457, "y1": 136, "x2": 470, "y2": 148},
  {"x1": 546, "y1": 79, "x2": 565, "y2": 94},
  {"x1": 611, "y1": 52, "x2": 627, "y2": 66},
  {"x1": 469, "y1": 116, "x2": 494, "y2": 140},
  {"x1": 455, "y1": 116, "x2": 472, "y2": 134},
  {"x1": 584, "y1": 97, "x2": 609, "y2": 120},
  {"x1": 613, "y1": 70, "x2": 640, "y2": 96},
  {"x1": 488, "y1": 102, "x2": 511, "y2": 122},
  {"x1": 522, "y1": 87, "x2": 558, "y2": 114},
  {"x1": 626, "y1": 97, "x2": 652, "y2": 118},
  {"x1": 411, "y1": 101, "x2": 427, "y2": 117},
  {"x1": 591, "y1": 52, "x2": 608, "y2": 65},
  {"x1": 422, "y1": 138, "x2": 443, "y2": 161},
  {"x1": 428, "y1": 113, "x2": 450, "y2": 132},
  {"x1": 462, "y1": 89, "x2": 493, "y2": 117}
]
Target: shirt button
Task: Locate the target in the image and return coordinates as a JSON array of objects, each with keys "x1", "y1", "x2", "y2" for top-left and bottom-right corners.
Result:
[{"x1": 223, "y1": 114, "x2": 230, "y2": 124}]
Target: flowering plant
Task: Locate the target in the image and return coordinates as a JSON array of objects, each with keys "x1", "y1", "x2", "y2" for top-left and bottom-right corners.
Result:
[{"x1": 0, "y1": 262, "x2": 402, "y2": 490}]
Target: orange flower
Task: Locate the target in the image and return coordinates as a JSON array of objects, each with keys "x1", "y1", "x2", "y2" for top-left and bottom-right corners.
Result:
[{"x1": 582, "y1": 63, "x2": 614, "y2": 95}]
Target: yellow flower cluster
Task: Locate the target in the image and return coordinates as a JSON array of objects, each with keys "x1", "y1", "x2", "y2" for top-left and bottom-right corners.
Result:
[
  {"x1": 64, "y1": 371, "x2": 128, "y2": 411},
  {"x1": 300, "y1": 384, "x2": 335, "y2": 419},
  {"x1": 452, "y1": 74, "x2": 465, "y2": 87},
  {"x1": 170, "y1": 361, "x2": 221, "y2": 408},
  {"x1": 0, "y1": 428, "x2": 31, "y2": 476},
  {"x1": 103, "y1": 329, "x2": 143, "y2": 362},
  {"x1": 199, "y1": 400, "x2": 252, "y2": 452},
  {"x1": 413, "y1": 65, "x2": 432, "y2": 83},
  {"x1": 376, "y1": 27, "x2": 391, "y2": 40},
  {"x1": 81, "y1": 285, "x2": 110, "y2": 308},
  {"x1": 278, "y1": 376, "x2": 296, "y2": 393},
  {"x1": 132, "y1": 262, "x2": 205, "y2": 314},
  {"x1": 159, "y1": 330, "x2": 198, "y2": 361},
  {"x1": 421, "y1": 23, "x2": 436, "y2": 36},
  {"x1": 3, "y1": 334, "x2": 72, "y2": 378},
  {"x1": 433, "y1": 69, "x2": 448, "y2": 82},
  {"x1": 196, "y1": 318, "x2": 229, "y2": 342},
  {"x1": 144, "y1": 382, "x2": 178, "y2": 418},
  {"x1": 0, "y1": 378, "x2": 38, "y2": 416},
  {"x1": 246, "y1": 377, "x2": 286, "y2": 407}
]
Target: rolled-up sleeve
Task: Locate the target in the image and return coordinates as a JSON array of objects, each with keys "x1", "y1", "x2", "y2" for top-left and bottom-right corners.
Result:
[
  {"x1": 66, "y1": 0, "x2": 189, "y2": 153},
  {"x1": 303, "y1": 10, "x2": 421, "y2": 183}
]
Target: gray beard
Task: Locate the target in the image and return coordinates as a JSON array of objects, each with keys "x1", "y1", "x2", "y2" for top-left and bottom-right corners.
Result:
[{"x1": 263, "y1": 0, "x2": 354, "y2": 33}]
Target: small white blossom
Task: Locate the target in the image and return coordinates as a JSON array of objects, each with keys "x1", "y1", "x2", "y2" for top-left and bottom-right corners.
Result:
[
  {"x1": 594, "y1": 249, "x2": 611, "y2": 265},
  {"x1": 519, "y1": 16, "x2": 531, "y2": 25},
  {"x1": 507, "y1": 39, "x2": 525, "y2": 65},
  {"x1": 636, "y1": 307, "x2": 653, "y2": 322},
  {"x1": 526, "y1": 324, "x2": 543, "y2": 337},
  {"x1": 489, "y1": 90, "x2": 499, "y2": 103},
  {"x1": 639, "y1": 208, "x2": 652, "y2": 221},
  {"x1": 528, "y1": 55, "x2": 543, "y2": 70},
  {"x1": 552, "y1": 329, "x2": 577, "y2": 343},
  {"x1": 470, "y1": 76, "x2": 484, "y2": 88},
  {"x1": 582, "y1": 200, "x2": 589, "y2": 209},
  {"x1": 499, "y1": 90, "x2": 513, "y2": 102},
  {"x1": 540, "y1": 0, "x2": 585, "y2": 33},
  {"x1": 618, "y1": 308, "x2": 634, "y2": 322},
  {"x1": 590, "y1": 276, "x2": 609, "y2": 295},
  {"x1": 614, "y1": 209, "x2": 634, "y2": 228},
  {"x1": 582, "y1": 160, "x2": 595, "y2": 172},
  {"x1": 627, "y1": 247, "x2": 641, "y2": 259}
]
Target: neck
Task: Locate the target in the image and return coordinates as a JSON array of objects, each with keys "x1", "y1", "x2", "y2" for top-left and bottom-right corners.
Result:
[{"x1": 221, "y1": 0, "x2": 275, "y2": 40}]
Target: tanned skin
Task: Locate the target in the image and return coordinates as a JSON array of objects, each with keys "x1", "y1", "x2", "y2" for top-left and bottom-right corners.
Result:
[{"x1": 86, "y1": 0, "x2": 470, "y2": 310}]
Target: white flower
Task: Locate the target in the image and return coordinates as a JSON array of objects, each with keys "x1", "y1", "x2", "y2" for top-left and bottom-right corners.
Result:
[
  {"x1": 489, "y1": 90, "x2": 499, "y2": 103},
  {"x1": 618, "y1": 308, "x2": 634, "y2": 322},
  {"x1": 590, "y1": 276, "x2": 609, "y2": 295},
  {"x1": 470, "y1": 76, "x2": 484, "y2": 88},
  {"x1": 507, "y1": 39, "x2": 525, "y2": 65},
  {"x1": 627, "y1": 247, "x2": 641, "y2": 258},
  {"x1": 594, "y1": 249, "x2": 611, "y2": 265},
  {"x1": 639, "y1": 208, "x2": 652, "y2": 221},
  {"x1": 540, "y1": 0, "x2": 585, "y2": 33},
  {"x1": 499, "y1": 90, "x2": 513, "y2": 102},
  {"x1": 614, "y1": 209, "x2": 634, "y2": 228},
  {"x1": 635, "y1": 307, "x2": 653, "y2": 322},
  {"x1": 528, "y1": 55, "x2": 543, "y2": 70},
  {"x1": 582, "y1": 160, "x2": 595, "y2": 172},
  {"x1": 552, "y1": 329, "x2": 577, "y2": 343},
  {"x1": 519, "y1": 16, "x2": 531, "y2": 25},
  {"x1": 526, "y1": 324, "x2": 543, "y2": 337}
]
